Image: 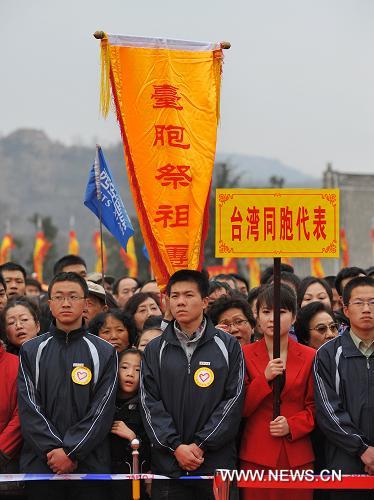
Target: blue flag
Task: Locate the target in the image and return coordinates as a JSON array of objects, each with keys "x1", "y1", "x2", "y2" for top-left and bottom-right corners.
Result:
[
  {"x1": 84, "y1": 146, "x2": 134, "y2": 250},
  {"x1": 143, "y1": 244, "x2": 150, "y2": 261}
]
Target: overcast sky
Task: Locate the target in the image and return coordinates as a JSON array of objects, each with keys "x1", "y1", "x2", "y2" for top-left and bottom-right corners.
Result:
[{"x1": 1, "y1": 0, "x2": 373, "y2": 177}]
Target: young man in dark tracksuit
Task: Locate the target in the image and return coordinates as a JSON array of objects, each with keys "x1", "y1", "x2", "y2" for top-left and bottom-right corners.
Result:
[
  {"x1": 314, "y1": 276, "x2": 374, "y2": 500},
  {"x1": 140, "y1": 269, "x2": 244, "y2": 500},
  {"x1": 18, "y1": 272, "x2": 117, "y2": 500}
]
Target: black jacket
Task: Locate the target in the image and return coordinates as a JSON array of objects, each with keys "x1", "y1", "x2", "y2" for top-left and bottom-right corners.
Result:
[
  {"x1": 18, "y1": 323, "x2": 118, "y2": 473},
  {"x1": 314, "y1": 330, "x2": 374, "y2": 473},
  {"x1": 111, "y1": 394, "x2": 150, "y2": 473},
  {"x1": 140, "y1": 318, "x2": 244, "y2": 477}
]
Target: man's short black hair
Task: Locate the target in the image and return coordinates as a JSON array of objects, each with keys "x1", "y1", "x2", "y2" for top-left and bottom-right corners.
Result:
[
  {"x1": 25, "y1": 277, "x2": 42, "y2": 292},
  {"x1": 0, "y1": 274, "x2": 6, "y2": 290},
  {"x1": 366, "y1": 267, "x2": 374, "y2": 278},
  {"x1": 207, "y1": 295, "x2": 256, "y2": 328},
  {"x1": 260, "y1": 263, "x2": 294, "y2": 285},
  {"x1": 113, "y1": 275, "x2": 141, "y2": 296},
  {"x1": 257, "y1": 283, "x2": 297, "y2": 316},
  {"x1": 229, "y1": 273, "x2": 249, "y2": 293},
  {"x1": 342, "y1": 276, "x2": 374, "y2": 306},
  {"x1": 335, "y1": 267, "x2": 367, "y2": 296},
  {"x1": 297, "y1": 277, "x2": 333, "y2": 309},
  {"x1": 269, "y1": 271, "x2": 301, "y2": 291},
  {"x1": 324, "y1": 275, "x2": 337, "y2": 290},
  {"x1": 0, "y1": 262, "x2": 27, "y2": 281},
  {"x1": 166, "y1": 269, "x2": 209, "y2": 298},
  {"x1": 53, "y1": 255, "x2": 87, "y2": 276},
  {"x1": 48, "y1": 272, "x2": 89, "y2": 299},
  {"x1": 247, "y1": 286, "x2": 262, "y2": 308},
  {"x1": 208, "y1": 280, "x2": 232, "y2": 296}
]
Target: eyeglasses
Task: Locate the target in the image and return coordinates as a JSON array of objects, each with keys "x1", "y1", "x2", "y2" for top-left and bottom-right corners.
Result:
[
  {"x1": 348, "y1": 300, "x2": 374, "y2": 309},
  {"x1": 310, "y1": 323, "x2": 338, "y2": 335},
  {"x1": 50, "y1": 295, "x2": 84, "y2": 303},
  {"x1": 219, "y1": 319, "x2": 249, "y2": 329}
]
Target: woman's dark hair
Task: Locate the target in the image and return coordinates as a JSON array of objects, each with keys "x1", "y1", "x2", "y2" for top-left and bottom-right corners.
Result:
[
  {"x1": 208, "y1": 280, "x2": 232, "y2": 296},
  {"x1": 88, "y1": 309, "x2": 137, "y2": 347},
  {"x1": 297, "y1": 277, "x2": 333, "y2": 308},
  {"x1": 256, "y1": 283, "x2": 297, "y2": 316},
  {"x1": 294, "y1": 302, "x2": 335, "y2": 346},
  {"x1": 207, "y1": 296, "x2": 256, "y2": 328},
  {"x1": 118, "y1": 347, "x2": 143, "y2": 364},
  {"x1": 247, "y1": 286, "x2": 262, "y2": 308},
  {"x1": 123, "y1": 292, "x2": 161, "y2": 316}
]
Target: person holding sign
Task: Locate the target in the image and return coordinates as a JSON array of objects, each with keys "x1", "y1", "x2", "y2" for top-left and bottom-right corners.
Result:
[
  {"x1": 240, "y1": 284, "x2": 315, "y2": 500},
  {"x1": 18, "y1": 272, "x2": 117, "y2": 500}
]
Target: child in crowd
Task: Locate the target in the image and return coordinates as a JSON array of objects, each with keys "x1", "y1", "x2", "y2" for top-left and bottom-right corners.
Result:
[{"x1": 110, "y1": 348, "x2": 150, "y2": 500}]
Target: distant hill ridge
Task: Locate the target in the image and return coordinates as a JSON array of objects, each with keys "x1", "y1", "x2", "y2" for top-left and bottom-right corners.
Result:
[{"x1": 0, "y1": 128, "x2": 319, "y2": 264}]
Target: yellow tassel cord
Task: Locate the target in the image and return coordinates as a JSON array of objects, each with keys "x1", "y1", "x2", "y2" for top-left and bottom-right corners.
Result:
[
  {"x1": 100, "y1": 34, "x2": 111, "y2": 118},
  {"x1": 213, "y1": 49, "x2": 223, "y2": 124}
]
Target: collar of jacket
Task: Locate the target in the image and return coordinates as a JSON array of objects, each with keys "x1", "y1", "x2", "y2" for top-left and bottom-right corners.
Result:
[
  {"x1": 49, "y1": 320, "x2": 86, "y2": 343},
  {"x1": 162, "y1": 315, "x2": 217, "y2": 347},
  {"x1": 340, "y1": 328, "x2": 373, "y2": 358}
]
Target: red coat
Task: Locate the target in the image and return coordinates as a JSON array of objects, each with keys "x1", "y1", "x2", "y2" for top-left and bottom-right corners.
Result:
[
  {"x1": 0, "y1": 344, "x2": 22, "y2": 462},
  {"x1": 240, "y1": 338, "x2": 315, "y2": 468}
]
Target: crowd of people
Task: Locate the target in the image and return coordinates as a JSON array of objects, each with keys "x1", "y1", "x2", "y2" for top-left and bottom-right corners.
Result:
[{"x1": 1, "y1": 254, "x2": 374, "y2": 500}]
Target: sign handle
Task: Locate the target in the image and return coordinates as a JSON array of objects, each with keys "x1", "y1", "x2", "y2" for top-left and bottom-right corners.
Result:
[{"x1": 273, "y1": 257, "x2": 281, "y2": 419}]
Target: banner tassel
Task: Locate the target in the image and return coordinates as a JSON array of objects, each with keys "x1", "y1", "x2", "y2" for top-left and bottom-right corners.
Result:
[{"x1": 100, "y1": 34, "x2": 111, "y2": 118}]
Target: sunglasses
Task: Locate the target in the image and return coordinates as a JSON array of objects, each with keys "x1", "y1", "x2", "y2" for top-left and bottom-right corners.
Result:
[{"x1": 310, "y1": 323, "x2": 338, "y2": 335}]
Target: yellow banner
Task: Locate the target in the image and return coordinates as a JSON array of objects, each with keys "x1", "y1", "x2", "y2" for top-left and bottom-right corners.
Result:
[
  {"x1": 101, "y1": 34, "x2": 223, "y2": 288},
  {"x1": 216, "y1": 189, "x2": 339, "y2": 258}
]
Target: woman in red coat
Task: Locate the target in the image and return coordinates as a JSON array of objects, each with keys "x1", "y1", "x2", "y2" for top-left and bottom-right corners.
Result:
[
  {"x1": 240, "y1": 284, "x2": 316, "y2": 500},
  {"x1": 0, "y1": 340, "x2": 22, "y2": 495}
]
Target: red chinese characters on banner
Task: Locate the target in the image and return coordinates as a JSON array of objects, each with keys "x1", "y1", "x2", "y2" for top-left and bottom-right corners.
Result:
[
  {"x1": 153, "y1": 125, "x2": 190, "y2": 149},
  {"x1": 151, "y1": 84, "x2": 183, "y2": 110},
  {"x1": 264, "y1": 208, "x2": 276, "y2": 241},
  {"x1": 229, "y1": 205, "x2": 327, "y2": 243},
  {"x1": 155, "y1": 164, "x2": 192, "y2": 189},
  {"x1": 230, "y1": 206, "x2": 243, "y2": 241},
  {"x1": 246, "y1": 206, "x2": 260, "y2": 241},
  {"x1": 154, "y1": 205, "x2": 189, "y2": 228},
  {"x1": 149, "y1": 81, "x2": 194, "y2": 270},
  {"x1": 165, "y1": 245, "x2": 189, "y2": 267},
  {"x1": 313, "y1": 206, "x2": 327, "y2": 240},
  {"x1": 280, "y1": 206, "x2": 293, "y2": 241}
]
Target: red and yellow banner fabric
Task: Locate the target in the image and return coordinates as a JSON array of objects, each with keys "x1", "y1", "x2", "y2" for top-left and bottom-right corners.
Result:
[
  {"x1": 68, "y1": 230, "x2": 80, "y2": 256},
  {"x1": 33, "y1": 231, "x2": 51, "y2": 283},
  {"x1": 93, "y1": 231, "x2": 107, "y2": 273},
  {"x1": 0, "y1": 233, "x2": 14, "y2": 265},
  {"x1": 119, "y1": 236, "x2": 138, "y2": 278},
  {"x1": 311, "y1": 257, "x2": 325, "y2": 278},
  {"x1": 100, "y1": 34, "x2": 223, "y2": 288}
]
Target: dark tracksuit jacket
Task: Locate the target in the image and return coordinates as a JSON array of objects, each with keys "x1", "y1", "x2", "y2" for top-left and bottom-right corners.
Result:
[
  {"x1": 140, "y1": 318, "x2": 244, "y2": 477},
  {"x1": 314, "y1": 330, "x2": 374, "y2": 473},
  {"x1": 18, "y1": 323, "x2": 118, "y2": 473}
]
